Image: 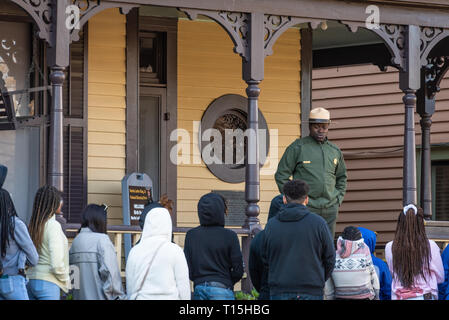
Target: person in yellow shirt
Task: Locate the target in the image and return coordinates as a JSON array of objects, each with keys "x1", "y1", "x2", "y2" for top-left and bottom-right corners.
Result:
[{"x1": 26, "y1": 186, "x2": 70, "y2": 300}]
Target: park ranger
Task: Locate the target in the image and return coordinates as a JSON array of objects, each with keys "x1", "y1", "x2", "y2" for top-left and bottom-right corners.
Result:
[{"x1": 274, "y1": 107, "x2": 347, "y2": 237}]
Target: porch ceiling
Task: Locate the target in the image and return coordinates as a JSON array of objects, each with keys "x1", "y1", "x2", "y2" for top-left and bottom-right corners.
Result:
[{"x1": 312, "y1": 20, "x2": 382, "y2": 50}]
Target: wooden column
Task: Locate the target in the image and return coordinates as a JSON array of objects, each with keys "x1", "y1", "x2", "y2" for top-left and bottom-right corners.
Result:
[
  {"x1": 242, "y1": 13, "x2": 265, "y2": 231},
  {"x1": 399, "y1": 25, "x2": 421, "y2": 206},
  {"x1": 47, "y1": 67, "x2": 66, "y2": 191},
  {"x1": 300, "y1": 28, "x2": 313, "y2": 138},
  {"x1": 417, "y1": 56, "x2": 449, "y2": 219},
  {"x1": 47, "y1": 0, "x2": 70, "y2": 191},
  {"x1": 417, "y1": 63, "x2": 436, "y2": 219}
]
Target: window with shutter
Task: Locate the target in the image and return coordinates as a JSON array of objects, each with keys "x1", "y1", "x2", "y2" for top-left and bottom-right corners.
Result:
[
  {"x1": 62, "y1": 28, "x2": 87, "y2": 223},
  {"x1": 434, "y1": 161, "x2": 449, "y2": 221}
]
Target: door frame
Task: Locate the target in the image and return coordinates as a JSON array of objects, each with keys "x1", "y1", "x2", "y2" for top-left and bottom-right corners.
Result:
[
  {"x1": 138, "y1": 86, "x2": 167, "y2": 201},
  {"x1": 126, "y1": 10, "x2": 178, "y2": 223}
]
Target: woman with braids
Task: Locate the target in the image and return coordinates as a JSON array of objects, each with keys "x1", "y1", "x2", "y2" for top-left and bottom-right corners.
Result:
[
  {"x1": 69, "y1": 204, "x2": 125, "y2": 300},
  {"x1": 385, "y1": 204, "x2": 444, "y2": 300},
  {"x1": 26, "y1": 185, "x2": 71, "y2": 300},
  {"x1": 0, "y1": 164, "x2": 39, "y2": 300}
]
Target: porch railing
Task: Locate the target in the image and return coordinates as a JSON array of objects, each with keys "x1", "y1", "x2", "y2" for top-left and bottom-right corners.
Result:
[
  {"x1": 424, "y1": 220, "x2": 449, "y2": 249},
  {"x1": 65, "y1": 223, "x2": 253, "y2": 292}
]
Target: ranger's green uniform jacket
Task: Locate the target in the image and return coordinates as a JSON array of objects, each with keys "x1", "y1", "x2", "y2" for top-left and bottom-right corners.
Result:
[{"x1": 275, "y1": 135, "x2": 347, "y2": 210}]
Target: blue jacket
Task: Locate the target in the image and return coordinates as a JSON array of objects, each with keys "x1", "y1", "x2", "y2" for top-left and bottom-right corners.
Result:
[
  {"x1": 0, "y1": 216, "x2": 39, "y2": 276},
  {"x1": 438, "y1": 245, "x2": 449, "y2": 300},
  {"x1": 358, "y1": 227, "x2": 392, "y2": 300}
]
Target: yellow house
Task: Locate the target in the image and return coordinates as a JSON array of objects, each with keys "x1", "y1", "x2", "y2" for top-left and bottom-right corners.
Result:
[{"x1": 84, "y1": 8, "x2": 302, "y2": 229}]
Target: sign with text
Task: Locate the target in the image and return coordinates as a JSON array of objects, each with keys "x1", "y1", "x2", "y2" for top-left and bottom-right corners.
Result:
[
  {"x1": 128, "y1": 186, "x2": 152, "y2": 225},
  {"x1": 122, "y1": 173, "x2": 153, "y2": 260}
]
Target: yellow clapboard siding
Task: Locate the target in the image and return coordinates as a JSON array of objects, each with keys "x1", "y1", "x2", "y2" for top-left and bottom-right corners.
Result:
[
  {"x1": 89, "y1": 107, "x2": 126, "y2": 121},
  {"x1": 88, "y1": 144, "x2": 125, "y2": 157},
  {"x1": 88, "y1": 193, "x2": 123, "y2": 206},
  {"x1": 88, "y1": 180, "x2": 122, "y2": 195},
  {"x1": 89, "y1": 83, "x2": 126, "y2": 96},
  {"x1": 88, "y1": 71, "x2": 126, "y2": 85},
  {"x1": 88, "y1": 156, "x2": 125, "y2": 169},
  {"x1": 177, "y1": 20, "x2": 300, "y2": 226},
  {"x1": 88, "y1": 34, "x2": 126, "y2": 47},
  {"x1": 88, "y1": 132, "x2": 126, "y2": 145},
  {"x1": 88, "y1": 56, "x2": 126, "y2": 71},
  {"x1": 88, "y1": 168, "x2": 126, "y2": 181},
  {"x1": 88, "y1": 9, "x2": 126, "y2": 225},
  {"x1": 88, "y1": 95, "x2": 126, "y2": 108},
  {"x1": 96, "y1": 207, "x2": 123, "y2": 220},
  {"x1": 88, "y1": 119, "x2": 126, "y2": 133}
]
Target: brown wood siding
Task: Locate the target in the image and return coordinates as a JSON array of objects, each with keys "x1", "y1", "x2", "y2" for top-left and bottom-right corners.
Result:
[{"x1": 313, "y1": 63, "x2": 449, "y2": 245}]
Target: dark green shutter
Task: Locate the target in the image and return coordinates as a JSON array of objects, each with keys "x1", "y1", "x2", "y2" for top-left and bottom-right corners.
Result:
[{"x1": 62, "y1": 28, "x2": 87, "y2": 223}]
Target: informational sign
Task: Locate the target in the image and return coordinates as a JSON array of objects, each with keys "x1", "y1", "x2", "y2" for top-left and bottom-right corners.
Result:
[
  {"x1": 128, "y1": 186, "x2": 152, "y2": 226},
  {"x1": 212, "y1": 190, "x2": 247, "y2": 227},
  {"x1": 122, "y1": 173, "x2": 153, "y2": 260}
]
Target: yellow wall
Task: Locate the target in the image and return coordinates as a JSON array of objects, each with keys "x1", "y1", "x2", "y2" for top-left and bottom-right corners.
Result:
[
  {"x1": 177, "y1": 20, "x2": 301, "y2": 227},
  {"x1": 87, "y1": 9, "x2": 127, "y2": 225}
]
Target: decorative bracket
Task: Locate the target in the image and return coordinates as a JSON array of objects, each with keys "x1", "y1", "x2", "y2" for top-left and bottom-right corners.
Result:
[
  {"x1": 340, "y1": 21, "x2": 406, "y2": 70},
  {"x1": 419, "y1": 27, "x2": 449, "y2": 66},
  {"x1": 10, "y1": 0, "x2": 53, "y2": 44},
  {"x1": 422, "y1": 56, "x2": 449, "y2": 100},
  {"x1": 10, "y1": 1, "x2": 137, "y2": 45},
  {"x1": 180, "y1": 9, "x2": 251, "y2": 61},
  {"x1": 263, "y1": 15, "x2": 322, "y2": 57},
  {"x1": 341, "y1": 21, "x2": 449, "y2": 71},
  {"x1": 180, "y1": 8, "x2": 323, "y2": 61},
  {"x1": 70, "y1": 1, "x2": 137, "y2": 42}
]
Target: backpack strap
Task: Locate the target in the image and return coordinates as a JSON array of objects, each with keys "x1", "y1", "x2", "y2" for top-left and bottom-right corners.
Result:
[{"x1": 134, "y1": 241, "x2": 167, "y2": 299}]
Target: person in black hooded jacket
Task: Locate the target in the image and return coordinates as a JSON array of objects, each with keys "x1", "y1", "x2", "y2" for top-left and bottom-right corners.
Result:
[
  {"x1": 249, "y1": 194, "x2": 284, "y2": 300},
  {"x1": 184, "y1": 193, "x2": 244, "y2": 300},
  {"x1": 261, "y1": 179, "x2": 335, "y2": 300}
]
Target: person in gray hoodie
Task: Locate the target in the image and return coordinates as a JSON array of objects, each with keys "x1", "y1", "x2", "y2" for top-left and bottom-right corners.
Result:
[
  {"x1": 69, "y1": 204, "x2": 125, "y2": 300},
  {"x1": 0, "y1": 164, "x2": 39, "y2": 300}
]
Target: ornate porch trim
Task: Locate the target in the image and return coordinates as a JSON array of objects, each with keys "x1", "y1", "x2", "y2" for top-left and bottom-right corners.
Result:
[
  {"x1": 70, "y1": 1, "x2": 137, "y2": 42},
  {"x1": 180, "y1": 8, "x2": 322, "y2": 60},
  {"x1": 10, "y1": 0, "x2": 53, "y2": 43},
  {"x1": 340, "y1": 21, "x2": 406, "y2": 70},
  {"x1": 9, "y1": 0, "x2": 138, "y2": 45}
]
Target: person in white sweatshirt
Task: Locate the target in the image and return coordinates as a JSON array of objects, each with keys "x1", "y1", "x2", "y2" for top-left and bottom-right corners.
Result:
[{"x1": 125, "y1": 207, "x2": 190, "y2": 300}]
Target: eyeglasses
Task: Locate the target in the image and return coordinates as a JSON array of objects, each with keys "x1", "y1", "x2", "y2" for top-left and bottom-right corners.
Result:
[{"x1": 101, "y1": 203, "x2": 108, "y2": 212}]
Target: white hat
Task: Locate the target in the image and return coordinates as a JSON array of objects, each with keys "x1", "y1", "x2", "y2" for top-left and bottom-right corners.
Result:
[{"x1": 309, "y1": 107, "x2": 331, "y2": 124}]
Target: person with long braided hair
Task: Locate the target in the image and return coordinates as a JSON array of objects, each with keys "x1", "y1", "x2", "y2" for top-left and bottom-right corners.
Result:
[
  {"x1": 0, "y1": 165, "x2": 39, "y2": 300},
  {"x1": 26, "y1": 185, "x2": 70, "y2": 300},
  {"x1": 385, "y1": 204, "x2": 444, "y2": 300}
]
